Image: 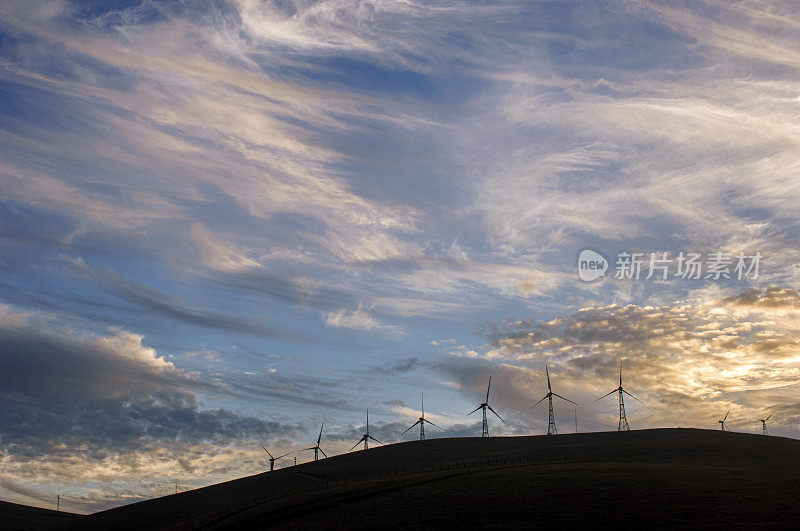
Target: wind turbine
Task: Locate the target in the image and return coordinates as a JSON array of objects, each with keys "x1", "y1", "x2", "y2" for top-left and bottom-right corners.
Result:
[
  {"x1": 595, "y1": 360, "x2": 642, "y2": 431},
  {"x1": 532, "y1": 366, "x2": 576, "y2": 435},
  {"x1": 402, "y1": 394, "x2": 443, "y2": 440},
  {"x1": 351, "y1": 409, "x2": 382, "y2": 451},
  {"x1": 468, "y1": 376, "x2": 503, "y2": 437},
  {"x1": 719, "y1": 409, "x2": 730, "y2": 431},
  {"x1": 259, "y1": 443, "x2": 291, "y2": 471},
  {"x1": 759, "y1": 412, "x2": 774, "y2": 435},
  {"x1": 303, "y1": 424, "x2": 328, "y2": 461}
]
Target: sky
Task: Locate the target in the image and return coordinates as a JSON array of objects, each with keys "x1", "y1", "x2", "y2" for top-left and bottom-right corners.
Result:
[{"x1": 1, "y1": 0, "x2": 799, "y2": 514}]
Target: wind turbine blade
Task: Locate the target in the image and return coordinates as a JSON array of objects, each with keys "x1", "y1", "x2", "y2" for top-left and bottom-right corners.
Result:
[
  {"x1": 594, "y1": 388, "x2": 618, "y2": 402},
  {"x1": 421, "y1": 393, "x2": 424, "y2": 418},
  {"x1": 486, "y1": 376, "x2": 492, "y2": 402},
  {"x1": 366, "y1": 409, "x2": 369, "y2": 431},
  {"x1": 367, "y1": 435, "x2": 383, "y2": 444},
  {"x1": 546, "y1": 366, "x2": 552, "y2": 392},
  {"x1": 766, "y1": 412, "x2": 775, "y2": 421},
  {"x1": 401, "y1": 420, "x2": 421, "y2": 435},
  {"x1": 619, "y1": 359, "x2": 623, "y2": 387},
  {"x1": 487, "y1": 404, "x2": 504, "y2": 422},
  {"x1": 468, "y1": 405, "x2": 483, "y2": 415},
  {"x1": 552, "y1": 393, "x2": 577, "y2": 405},
  {"x1": 319, "y1": 447, "x2": 328, "y2": 458},
  {"x1": 275, "y1": 452, "x2": 292, "y2": 460},
  {"x1": 259, "y1": 442, "x2": 272, "y2": 459},
  {"x1": 622, "y1": 389, "x2": 644, "y2": 404},
  {"x1": 531, "y1": 394, "x2": 549, "y2": 408},
  {"x1": 317, "y1": 424, "x2": 324, "y2": 445},
  {"x1": 350, "y1": 440, "x2": 362, "y2": 452},
  {"x1": 723, "y1": 409, "x2": 730, "y2": 421},
  {"x1": 423, "y1": 418, "x2": 443, "y2": 429},
  {"x1": 302, "y1": 447, "x2": 315, "y2": 452}
]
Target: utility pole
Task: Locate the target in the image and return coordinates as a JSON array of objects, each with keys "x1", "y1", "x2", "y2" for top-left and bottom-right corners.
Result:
[{"x1": 574, "y1": 409, "x2": 578, "y2": 433}]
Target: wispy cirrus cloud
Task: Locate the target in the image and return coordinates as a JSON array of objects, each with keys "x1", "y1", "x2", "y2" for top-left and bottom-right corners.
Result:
[
  {"x1": 2, "y1": 0, "x2": 800, "y2": 513},
  {"x1": 325, "y1": 303, "x2": 404, "y2": 335}
]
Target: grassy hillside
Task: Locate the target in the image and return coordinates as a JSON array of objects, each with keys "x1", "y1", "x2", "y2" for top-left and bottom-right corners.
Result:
[
  {"x1": 48, "y1": 428, "x2": 800, "y2": 529},
  {"x1": 0, "y1": 500, "x2": 78, "y2": 531}
]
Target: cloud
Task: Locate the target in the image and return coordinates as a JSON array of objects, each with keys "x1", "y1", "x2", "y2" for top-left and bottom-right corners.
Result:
[
  {"x1": 190, "y1": 223, "x2": 263, "y2": 272},
  {"x1": 436, "y1": 286, "x2": 800, "y2": 436},
  {"x1": 722, "y1": 286, "x2": 800, "y2": 309},
  {"x1": 69, "y1": 257, "x2": 339, "y2": 343},
  {"x1": 0, "y1": 305, "x2": 301, "y2": 511},
  {"x1": 324, "y1": 303, "x2": 404, "y2": 335},
  {"x1": 3, "y1": 0, "x2": 796, "y2": 323},
  {"x1": 369, "y1": 356, "x2": 421, "y2": 375},
  {"x1": 2, "y1": 0, "x2": 800, "y2": 512},
  {"x1": 0, "y1": 0, "x2": 428, "y2": 275}
]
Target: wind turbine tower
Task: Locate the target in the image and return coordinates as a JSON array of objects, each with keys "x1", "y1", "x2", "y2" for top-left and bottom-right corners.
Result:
[
  {"x1": 719, "y1": 409, "x2": 730, "y2": 431},
  {"x1": 402, "y1": 394, "x2": 442, "y2": 440},
  {"x1": 259, "y1": 443, "x2": 291, "y2": 471},
  {"x1": 468, "y1": 376, "x2": 503, "y2": 437},
  {"x1": 351, "y1": 409, "x2": 382, "y2": 451},
  {"x1": 759, "y1": 412, "x2": 774, "y2": 435},
  {"x1": 532, "y1": 366, "x2": 576, "y2": 435},
  {"x1": 303, "y1": 424, "x2": 328, "y2": 460},
  {"x1": 595, "y1": 360, "x2": 642, "y2": 431}
]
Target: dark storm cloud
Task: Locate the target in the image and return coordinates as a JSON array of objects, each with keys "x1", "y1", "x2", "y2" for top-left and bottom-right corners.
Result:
[
  {"x1": 0, "y1": 321, "x2": 188, "y2": 401},
  {"x1": 0, "y1": 315, "x2": 300, "y2": 458}
]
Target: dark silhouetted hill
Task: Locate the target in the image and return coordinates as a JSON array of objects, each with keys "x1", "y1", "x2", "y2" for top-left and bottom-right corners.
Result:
[
  {"x1": 0, "y1": 500, "x2": 78, "y2": 531},
  {"x1": 33, "y1": 428, "x2": 800, "y2": 529}
]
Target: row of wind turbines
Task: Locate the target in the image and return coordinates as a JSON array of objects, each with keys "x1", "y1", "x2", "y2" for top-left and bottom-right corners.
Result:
[
  {"x1": 471, "y1": 361, "x2": 640, "y2": 437},
  {"x1": 718, "y1": 409, "x2": 775, "y2": 435},
  {"x1": 260, "y1": 396, "x2": 442, "y2": 469},
  {"x1": 259, "y1": 361, "x2": 778, "y2": 469}
]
